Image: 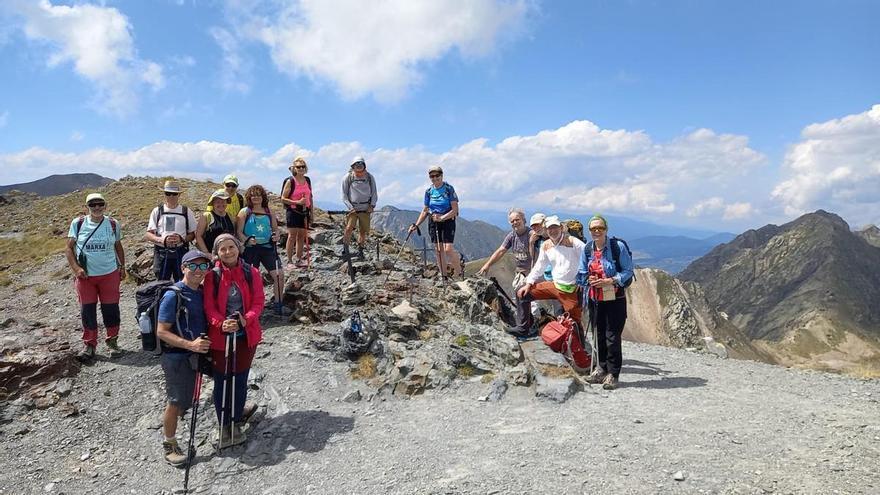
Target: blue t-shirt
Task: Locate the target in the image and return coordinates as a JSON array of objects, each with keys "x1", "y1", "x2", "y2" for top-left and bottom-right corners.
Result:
[
  {"x1": 423, "y1": 183, "x2": 458, "y2": 215},
  {"x1": 241, "y1": 208, "x2": 273, "y2": 245},
  {"x1": 157, "y1": 282, "x2": 206, "y2": 354},
  {"x1": 67, "y1": 216, "x2": 122, "y2": 277}
]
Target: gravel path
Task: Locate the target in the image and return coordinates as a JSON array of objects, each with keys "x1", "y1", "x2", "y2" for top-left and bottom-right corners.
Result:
[{"x1": 2, "y1": 318, "x2": 878, "y2": 495}]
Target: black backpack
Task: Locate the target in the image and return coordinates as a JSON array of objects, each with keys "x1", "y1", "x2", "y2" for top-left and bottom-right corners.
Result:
[
  {"x1": 588, "y1": 237, "x2": 636, "y2": 288},
  {"x1": 135, "y1": 281, "x2": 185, "y2": 354}
]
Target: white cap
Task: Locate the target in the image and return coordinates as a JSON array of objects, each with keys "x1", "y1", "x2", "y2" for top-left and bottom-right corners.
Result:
[
  {"x1": 529, "y1": 213, "x2": 546, "y2": 226},
  {"x1": 544, "y1": 215, "x2": 562, "y2": 227}
]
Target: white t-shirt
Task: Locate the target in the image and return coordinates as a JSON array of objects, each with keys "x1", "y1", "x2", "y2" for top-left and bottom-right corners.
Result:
[{"x1": 147, "y1": 204, "x2": 198, "y2": 240}]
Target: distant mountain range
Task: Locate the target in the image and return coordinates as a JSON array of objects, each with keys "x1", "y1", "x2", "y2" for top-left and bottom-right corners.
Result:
[
  {"x1": 0, "y1": 173, "x2": 114, "y2": 196},
  {"x1": 679, "y1": 210, "x2": 880, "y2": 371},
  {"x1": 629, "y1": 233, "x2": 737, "y2": 274}
]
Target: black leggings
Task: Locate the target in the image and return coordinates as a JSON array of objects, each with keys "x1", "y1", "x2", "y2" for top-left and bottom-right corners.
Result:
[{"x1": 593, "y1": 298, "x2": 627, "y2": 377}]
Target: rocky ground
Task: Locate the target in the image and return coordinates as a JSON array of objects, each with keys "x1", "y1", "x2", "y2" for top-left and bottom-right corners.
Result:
[{"x1": 1, "y1": 213, "x2": 878, "y2": 494}]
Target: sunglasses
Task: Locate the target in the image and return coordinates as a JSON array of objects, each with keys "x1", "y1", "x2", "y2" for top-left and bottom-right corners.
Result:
[
  {"x1": 429, "y1": 173, "x2": 442, "y2": 178},
  {"x1": 294, "y1": 165, "x2": 306, "y2": 169},
  {"x1": 87, "y1": 202, "x2": 105, "y2": 208},
  {"x1": 164, "y1": 192, "x2": 180, "y2": 197},
  {"x1": 185, "y1": 261, "x2": 211, "y2": 271},
  {"x1": 589, "y1": 226, "x2": 607, "y2": 233},
  {"x1": 225, "y1": 183, "x2": 237, "y2": 188}
]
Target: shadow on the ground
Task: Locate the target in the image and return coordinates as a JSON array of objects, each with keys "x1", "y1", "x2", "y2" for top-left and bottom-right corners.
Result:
[
  {"x1": 238, "y1": 410, "x2": 355, "y2": 467},
  {"x1": 624, "y1": 376, "x2": 707, "y2": 389},
  {"x1": 621, "y1": 359, "x2": 669, "y2": 376}
]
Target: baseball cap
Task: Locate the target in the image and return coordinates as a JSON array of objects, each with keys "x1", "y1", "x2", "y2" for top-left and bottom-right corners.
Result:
[
  {"x1": 85, "y1": 193, "x2": 105, "y2": 204},
  {"x1": 428, "y1": 165, "x2": 443, "y2": 174},
  {"x1": 544, "y1": 215, "x2": 562, "y2": 228},
  {"x1": 222, "y1": 174, "x2": 239, "y2": 186},
  {"x1": 529, "y1": 213, "x2": 546, "y2": 226},
  {"x1": 210, "y1": 188, "x2": 231, "y2": 201},
  {"x1": 351, "y1": 156, "x2": 366, "y2": 167},
  {"x1": 181, "y1": 250, "x2": 211, "y2": 264}
]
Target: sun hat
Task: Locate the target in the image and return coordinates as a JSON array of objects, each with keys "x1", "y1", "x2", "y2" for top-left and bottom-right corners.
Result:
[
  {"x1": 208, "y1": 189, "x2": 231, "y2": 205},
  {"x1": 160, "y1": 180, "x2": 181, "y2": 193},
  {"x1": 544, "y1": 215, "x2": 562, "y2": 228},
  {"x1": 351, "y1": 156, "x2": 366, "y2": 167},
  {"x1": 181, "y1": 250, "x2": 211, "y2": 264},
  {"x1": 529, "y1": 213, "x2": 546, "y2": 226},
  {"x1": 85, "y1": 193, "x2": 105, "y2": 204}
]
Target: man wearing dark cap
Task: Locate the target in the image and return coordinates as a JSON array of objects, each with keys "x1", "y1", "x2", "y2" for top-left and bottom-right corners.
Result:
[{"x1": 156, "y1": 250, "x2": 212, "y2": 467}]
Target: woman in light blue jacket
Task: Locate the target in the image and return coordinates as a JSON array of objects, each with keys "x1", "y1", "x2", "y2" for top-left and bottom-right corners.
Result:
[{"x1": 576, "y1": 214, "x2": 634, "y2": 390}]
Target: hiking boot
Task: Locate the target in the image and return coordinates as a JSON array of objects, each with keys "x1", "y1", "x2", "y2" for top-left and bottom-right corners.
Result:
[
  {"x1": 357, "y1": 244, "x2": 365, "y2": 260},
  {"x1": 105, "y1": 337, "x2": 124, "y2": 358},
  {"x1": 586, "y1": 367, "x2": 607, "y2": 384},
  {"x1": 76, "y1": 344, "x2": 96, "y2": 363},
  {"x1": 602, "y1": 374, "x2": 618, "y2": 390},
  {"x1": 241, "y1": 402, "x2": 258, "y2": 423},
  {"x1": 163, "y1": 439, "x2": 188, "y2": 467},
  {"x1": 218, "y1": 424, "x2": 246, "y2": 449}
]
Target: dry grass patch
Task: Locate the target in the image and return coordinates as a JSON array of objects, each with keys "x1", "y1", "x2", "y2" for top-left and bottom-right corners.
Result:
[
  {"x1": 351, "y1": 354, "x2": 377, "y2": 380},
  {"x1": 538, "y1": 365, "x2": 575, "y2": 378},
  {"x1": 0, "y1": 235, "x2": 67, "y2": 270}
]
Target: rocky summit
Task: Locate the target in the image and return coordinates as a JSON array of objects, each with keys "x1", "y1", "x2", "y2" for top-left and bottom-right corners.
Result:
[{"x1": 0, "y1": 183, "x2": 878, "y2": 494}]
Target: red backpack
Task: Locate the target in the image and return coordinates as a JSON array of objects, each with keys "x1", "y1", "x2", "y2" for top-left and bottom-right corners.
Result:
[{"x1": 540, "y1": 313, "x2": 591, "y2": 371}]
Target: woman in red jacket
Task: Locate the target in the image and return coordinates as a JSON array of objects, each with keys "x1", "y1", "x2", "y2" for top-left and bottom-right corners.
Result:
[{"x1": 203, "y1": 233, "x2": 264, "y2": 448}]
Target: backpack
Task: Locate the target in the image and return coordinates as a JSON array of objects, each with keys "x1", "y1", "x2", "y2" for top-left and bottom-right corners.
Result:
[
  {"x1": 563, "y1": 219, "x2": 585, "y2": 242},
  {"x1": 135, "y1": 281, "x2": 184, "y2": 354},
  {"x1": 75, "y1": 215, "x2": 118, "y2": 239},
  {"x1": 540, "y1": 313, "x2": 591, "y2": 371},
  {"x1": 155, "y1": 204, "x2": 190, "y2": 235},
  {"x1": 588, "y1": 236, "x2": 635, "y2": 288},
  {"x1": 282, "y1": 175, "x2": 312, "y2": 210},
  {"x1": 210, "y1": 261, "x2": 254, "y2": 300}
]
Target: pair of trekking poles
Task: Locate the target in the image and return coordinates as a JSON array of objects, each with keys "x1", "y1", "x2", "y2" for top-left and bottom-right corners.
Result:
[{"x1": 182, "y1": 331, "x2": 238, "y2": 492}]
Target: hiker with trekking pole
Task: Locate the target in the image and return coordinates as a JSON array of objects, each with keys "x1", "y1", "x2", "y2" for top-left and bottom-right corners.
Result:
[
  {"x1": 576, "y1": 215, "x2": 634, "y2": 390},
  {"x1": 477, "y1": 208, "x2": 533, "y2": 327},
  {"x1": 280, "y1": 157, "x2": 312, "y2": 270},
  {"x1": 203, "y1": 234, "x2": 265, "y2": 449},
  {"x1": 154, "y1": 250, "x2": 212, "y2": 468},
  {"x1": 341, "y1": 156, "x2": 378, "y2": 260},
  {"x1": 236, "y1": 185, "x2": 288, "y2": 316},
  {"x1": 66, "y1": 192, "x2": 127, "y2": 362},
  {"x1": 408, "y1": 165, "x2": 461, "y2": 281}
]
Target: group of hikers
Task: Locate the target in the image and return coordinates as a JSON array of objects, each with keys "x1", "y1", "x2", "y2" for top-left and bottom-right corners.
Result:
[{"x1": 64, "y1": 156, "x2": 632, "y2": 471}]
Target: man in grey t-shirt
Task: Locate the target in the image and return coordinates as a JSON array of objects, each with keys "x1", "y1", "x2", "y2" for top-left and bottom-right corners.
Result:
[{"x1": 478, "y1": 208, "x2": 532, "y2": 328}]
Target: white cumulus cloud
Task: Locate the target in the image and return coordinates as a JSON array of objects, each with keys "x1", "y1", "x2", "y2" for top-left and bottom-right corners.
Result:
[
  {"x1": 772, "y1": 104, "x2": 880, "y2": 225},
  {"x1": 5, "y1": 0, "x2": 164, "y2": 117},
  {"x1": 219, "y1": 0, "x2": 529, "y2": 101}
]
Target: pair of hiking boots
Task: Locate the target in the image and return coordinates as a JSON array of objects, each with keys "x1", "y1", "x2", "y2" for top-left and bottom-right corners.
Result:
[
  {"x1": 76, "y1": 337, "x2": 124, "y2": 363},
  {"x1": 587, "y1": 367, "x2": 618, "y2": 390},
  {"x1": 163, "y1": 424, "x2": 247, "y2": 466}
]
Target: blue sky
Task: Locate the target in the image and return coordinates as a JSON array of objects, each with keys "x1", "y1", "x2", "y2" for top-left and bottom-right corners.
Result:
[{"x1": 1, "y1": 0, "x2": 878, "y2": 231}]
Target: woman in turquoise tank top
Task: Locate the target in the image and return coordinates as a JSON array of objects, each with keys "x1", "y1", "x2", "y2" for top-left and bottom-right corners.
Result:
[{"x1": 236, "y1": 185, "x2": 286, "y2": 316}]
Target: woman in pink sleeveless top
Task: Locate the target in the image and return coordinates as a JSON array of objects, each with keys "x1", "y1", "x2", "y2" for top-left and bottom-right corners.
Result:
[{"x1": 280, "y1": 157, "x2": 313, "y2": 269}]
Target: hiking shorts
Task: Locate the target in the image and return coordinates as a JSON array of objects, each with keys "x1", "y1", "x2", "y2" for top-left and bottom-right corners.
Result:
[
  {"x1": 243, "y1": 244, "x2": 281, "y2": 272},
  {"x1": 161, "y1": 353, "x2": 197, "y2": 410},
  {"x1": 428, "y1": 218, "x2": 456, "y2": 244},
  {"x1": 285, "y1": 208, "x2": 308, "y2": 229},
  {"x1": 345, "y1": 211, "x2": 371, "y2": 234}
]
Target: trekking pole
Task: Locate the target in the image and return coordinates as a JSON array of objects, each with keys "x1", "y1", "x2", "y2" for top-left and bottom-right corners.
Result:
[
  {"x1": 230, "y1": 330, "x2": 238, "y2": 446},
  {"x1": 183, "y1": 340, "x2": 205, "y2": 492},
  {"x1": 588, "y1": 292, "x2": 598, "y2": 375},
  {"x1": 433, "y1": 221, "x2": 446, "y2": 284},
  {"x1": 488, "y1": 276, "x2": 516, "y2": 307},
  {"x1": 304, "y1": 210, "x2": 311, "y2": 271},
  {"x1": 218, "y1": 332, "x2": 231, "y2": 452},
  {"x1": 384, "y1": 224, "x2": 419, "y2": 284},
  {"x1": 272, "y1": 238, "x2": 284, "y2": 313}
]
